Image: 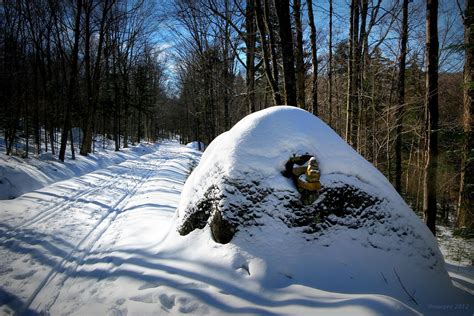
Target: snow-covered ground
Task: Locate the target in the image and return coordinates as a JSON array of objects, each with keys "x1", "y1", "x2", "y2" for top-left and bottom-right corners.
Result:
[
  {"x1": 438, "y1": 226, "x2": 474, "y2": 297},
  {"x1": 0, "y1": 141, "x2": 201, "y2": 314},
  {"x1": 0, "y1": 136, "x2": 161, "y2": 200},
  {"x1": 0, "y1": 108, "x2": 472, "y2": 315}
]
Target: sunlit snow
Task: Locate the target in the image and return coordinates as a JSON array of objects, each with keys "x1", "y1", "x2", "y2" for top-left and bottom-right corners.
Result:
[{"x1": 0, "y1": 107, "x2": 472, "y2": 315}]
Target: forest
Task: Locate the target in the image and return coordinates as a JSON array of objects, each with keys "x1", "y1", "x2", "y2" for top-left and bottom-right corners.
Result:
[{"x1": 0, "y1": 0, "x2": 472, "y2": 235}]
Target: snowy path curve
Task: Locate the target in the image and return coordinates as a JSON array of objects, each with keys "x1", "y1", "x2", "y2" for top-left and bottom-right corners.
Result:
[{"x1": 0, "y1": 142, "x2": 199, "y2": 315}]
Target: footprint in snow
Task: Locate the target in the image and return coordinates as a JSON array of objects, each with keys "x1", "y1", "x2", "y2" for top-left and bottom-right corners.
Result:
[
  {"x1": 235, "y1": 264, "x2": 250, "y2": 276},
  {"x1": 129, "y1": 292, "x2": 157, "y2": 304},
  {"x1": 12, "y1": 269, "x2": 36, "y2": 280},
  {"x1": 109, "y1": 306, "x2": 127, "y2": 316},
  {"x1": 159, "y1": 293, "x2": 176, "y2": 310},
  {"x1": 177, "y1": 297, "x2": 210, "y2": 314},
  {"x1": 138, "y1": 282, "x2": 161, "y2": 290}
]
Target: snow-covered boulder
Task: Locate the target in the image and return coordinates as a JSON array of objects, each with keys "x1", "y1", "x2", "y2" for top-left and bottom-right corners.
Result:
[
  {"x1": 175, "y1": 106, "x2": 471, "y2": 314},
  {"x1": 178, "y1": 106, "x2": 428, "y2": 248}
]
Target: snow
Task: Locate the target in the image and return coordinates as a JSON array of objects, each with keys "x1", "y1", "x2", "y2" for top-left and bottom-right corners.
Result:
[
  {"x1": 178, "y1": 106, "x2": 405, "y2": 220},
  {"x1": 186, "y1": 141, "x2": 205, "y2": 151},
  {"x1": 0, "y1": 141, "x2": 202, "y2": 315},
  {"x1": 0, "y1": 107, "x2": 472, "y2": 315},
  {"x1": 438, "y1": 225, "x2": 474, "y2": 296},
  {"x1": 0, "y1": 138, "x2": 159, "y2": 200},
  {"x1": 176, "y1": 106, "x2": 473, "y2": 315}
]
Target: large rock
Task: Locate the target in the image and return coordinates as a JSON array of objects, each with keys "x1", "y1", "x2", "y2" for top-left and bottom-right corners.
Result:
[
  {"x1": 177, "y1": 106, "x2": 428, "y2": 250},
  {"x1": 174, "y1": 106, "x2": 471, "y2": 314}
]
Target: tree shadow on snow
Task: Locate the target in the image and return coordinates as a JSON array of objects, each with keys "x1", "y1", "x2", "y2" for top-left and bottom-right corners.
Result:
[
  {"x1": 0, "y1": 226, "x2": 414, "y2": 315},
  {"x1": 0, "y1": 287, "x2": 40, "y2": 316},
  {"x1": 76, "y1": 248, "x2": 408, "y2": 315}
]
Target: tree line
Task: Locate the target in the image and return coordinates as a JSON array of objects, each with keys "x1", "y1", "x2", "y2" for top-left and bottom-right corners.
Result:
[
  {"x1": 1, "y1": 0, "x2": 472, "y2": 233},
  {"x1": 1, "y1": 0, "x2": 168, "y2": 161},
  {"x1": 170, "y1": 0, "x2": 472, "y2": 234}
]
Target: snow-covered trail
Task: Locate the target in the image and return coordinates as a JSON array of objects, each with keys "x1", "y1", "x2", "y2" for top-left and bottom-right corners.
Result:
[{"x1": 0, "y1": 142, "x2": 200, "y2": 315}]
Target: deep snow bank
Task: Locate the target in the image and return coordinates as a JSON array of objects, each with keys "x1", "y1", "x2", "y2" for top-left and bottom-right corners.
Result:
[{"x1": 175, "y1": 106, "x2": 472, "y2": 314}]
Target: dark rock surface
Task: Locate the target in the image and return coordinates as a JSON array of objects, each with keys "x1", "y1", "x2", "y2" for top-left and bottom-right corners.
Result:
[{"x1": 178, "y1": 172, "x2": 395, "y2": 245}]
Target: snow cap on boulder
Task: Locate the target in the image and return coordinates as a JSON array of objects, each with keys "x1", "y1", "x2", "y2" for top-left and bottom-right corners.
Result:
[
  {"x1": 174, "y1": 106, "x2": 469, "y2": 315},
  {"x1": 177, "y1": 106, "x2": 429, "y2": 245},
  {"x1": 179, "y1": 105, "x2": 394, "y2": 193}
]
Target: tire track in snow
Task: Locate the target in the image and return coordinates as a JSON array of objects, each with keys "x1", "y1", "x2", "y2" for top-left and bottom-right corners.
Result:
[
  {"x1": 21, "y1": 152, "x2": 166, "y2": 313},
  {"x1": 0, "y1": 151, "x2": 171, "y2": 245},
  {"x1": 0, "y1": 172, "x2": 125, "y2": 245}
]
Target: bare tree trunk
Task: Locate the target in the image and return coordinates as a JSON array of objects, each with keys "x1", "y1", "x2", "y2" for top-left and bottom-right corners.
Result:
[
  {"x1": 405, "y1": 139, "x2": 415, "y2": 194},
  {"x1": 264, "y1": 0, "x2": 280, "y2": 98},
  {"x1": 44, "y1": 126, "x2": 48, "y2": 153},
  {"x1": 371, "y1": 75, "x2": 377, "y2": 164},
  {"x1": 307, "y1": 0, "x2": 318, "y2": 115},
  {"x1": 246, "y1": 0, "x2": 256, "y2": 113},
  {"x1": 386, "y1": 102, "x2": 391, "y2": 183},
  {"x1": 24, "y1": 96, "x2": 29, "y2": 158},
  {"x1": 33, "y1": 62, "x2": 41, "y2": 156},
  {"x1": 59, "y1": 0, "x2": 82, "y2": 162},
  {"x1": 255, "y1": 0, "x2": 282, "y2": 105},
  {"x1": 274, "y1": 0, "x2": 297, "y2": 106},
  {"x1": 356, "y1": 0, "x2": 367, "y2": 153},
  {"x1": 50, "y1": 126, "x2": 55, "y2": 156},
  {"x1": 346, "y1": 0, "x2": 359, "y2": 145},
  {"x1": 114, "y1": 105, "x2": 120, "y2": 151},
  {"x1": 293, "y1": 0, "x2": 306, "y2": 109},
  {"x1": 395, "y1": 0, "x2": 409, "y2": 193},
  {"x1": 6, "y1": 104, "x2": 20, "y2": 156},
  {"x1": 457, "y1": 0, "x2": 474, "y2": 228},
  {"x1": 328, "y1": 0, "x2": 333, "y2": 123},
  {"x1": 81, "y1": 0, "x2": 92, "y2": 156},
  {"x1": 70, "y1": 127, "x2": 75, "y2": 160},
  {"x1": 223, "y1": 0, "x2": 231, "y2": 130},
  {"x1": 416, "y1": 145, "x2": 423, "y2": 213},
  {"x1": 81, "y1": 0, "x2": 111, "y2": 156},
  {"x1": 423, "y1": 0, "x2": 439, "y2": 235}
]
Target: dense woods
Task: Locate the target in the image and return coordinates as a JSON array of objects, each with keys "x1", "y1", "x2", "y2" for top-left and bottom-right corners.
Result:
[
  {"x1": 0, "y1": 0, "x2": 472, "y2": 233},
  {"x1": 1, "y1": 0, "x2": 167, "y2": 161}
]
